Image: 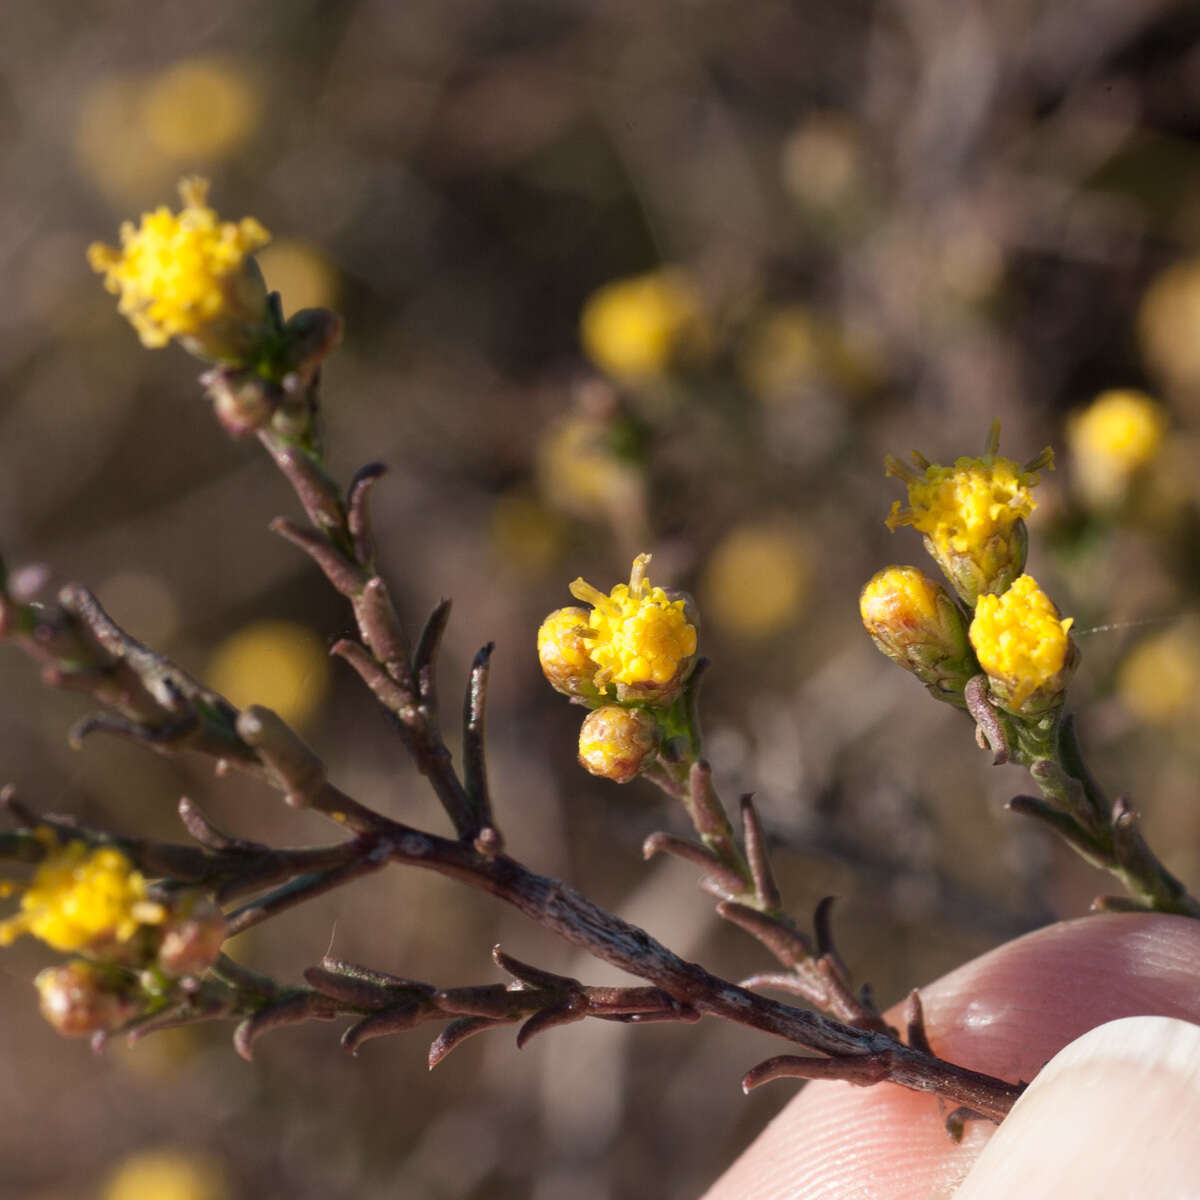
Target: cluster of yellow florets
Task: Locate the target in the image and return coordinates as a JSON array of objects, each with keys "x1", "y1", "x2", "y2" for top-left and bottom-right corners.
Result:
[
  {"x1": 885, "y1": 453, "x2": 1040, "y2": 549},
  {"x1": 0, "y1": 835, "x2": 164, "y2": 954},
  {"x1": 568, "y1": 554, "x2": 698, "y2": 696},
  {"x1": 868, "y1": 428, "x2": 1077, "y2": 720},
  {"x1": 885, "y1": 430, "x2": 1052, "y2": 604},
  {"x1": 968, "y1": 574, "x2": 1075, "y2": 714},
  {"x1": 1, "y1": 832, "x2": 228, "y2": 1038},
  {"x1": 87, "y1": 176, "x2": 270, "y2": 357},
  {"x1": 538, "y1": 554, "x2": 698, "y2": 783}
]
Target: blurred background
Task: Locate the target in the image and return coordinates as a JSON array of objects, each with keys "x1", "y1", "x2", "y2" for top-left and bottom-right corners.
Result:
[{"x1": 4, "y1": 0, "x2": 1200, "y2": 1195}]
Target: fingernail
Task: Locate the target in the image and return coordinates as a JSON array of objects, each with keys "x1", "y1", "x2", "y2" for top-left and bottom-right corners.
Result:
[{"x1": 955, "y1": 1015, "x2": 1200, "y2": 1199}]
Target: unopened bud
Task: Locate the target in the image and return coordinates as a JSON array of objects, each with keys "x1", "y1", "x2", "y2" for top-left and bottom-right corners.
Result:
[
  {"x1": 860, "y1": 565, "x2": 975, "y2": 705},
  {"x1": 578, "y1": 705, "x2": 659, "y2": 783},
  {"x1": 538, "y1": 607, "x2": 603, "y2": 703},
  {"x1": 157, "y1": 894, "x2": 227, "y2": 977},
  {"x1": 202, "y1": 366, "x2": 282, "y2": 437},
  {"x1": 35, "y1": 960, "x2": 138, "y2": 1037}
]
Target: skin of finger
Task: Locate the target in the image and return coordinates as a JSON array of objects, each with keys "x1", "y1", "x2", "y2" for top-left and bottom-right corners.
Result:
[
  {"x1": 702, "y1": 913, "x2": 1200, "y2": 1200},
  {"x1": 954, "y1": 1015, "x2": 1200, "y2": 1199}
]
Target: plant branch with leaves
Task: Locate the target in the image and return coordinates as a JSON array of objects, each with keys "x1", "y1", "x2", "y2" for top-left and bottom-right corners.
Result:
[{"x1": 2, "y1": 179, "x2": 1196, "y2": 1156}]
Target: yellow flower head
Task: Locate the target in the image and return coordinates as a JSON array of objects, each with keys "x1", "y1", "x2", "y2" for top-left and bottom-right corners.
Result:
[
  {"x1": 0, "y1": 836, "x2": 165, "y2": 955},
  {"x1": 103, "y1": 1149, "x2": 228, "y2": 1200},
  {"x1": 580, "y1": 269, "x2": 704, "y2": 381},
  {"x1": 87, "y1": 176, "x2": 270, "y2": 360},
  {"x1": 567, "y1": 553, "x2": 698, "y2": 703},
  {"x1": 886, "y1": 424, "x2": 1052, "y2": 604},
  {"x1": 1068, "y1": 389, "x2": 1168, "y2": 508},
  {"x1": 578, "y1": 705, "x2": 660, "y2": 783},
  {"x1": 859, "y1": 565, "x2": 973, "y2": 706},
  {"x1": 969, "y1": 574, "x2": 1075, "y2": 715}
]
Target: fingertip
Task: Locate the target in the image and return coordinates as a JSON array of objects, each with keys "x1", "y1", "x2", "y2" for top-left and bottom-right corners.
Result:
[{"x1": 955, "y1": 1015, "x2": 1200, "y2": 1199}]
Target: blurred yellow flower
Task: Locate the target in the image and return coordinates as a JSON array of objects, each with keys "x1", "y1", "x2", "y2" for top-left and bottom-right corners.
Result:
[
  {"x1": 537, "y1": 411, "x2": 643, "y2": 522},
  {"x1": 703, "y1": 523, "x2": 809, "y2": 639},
  {"x1": 1067, "y1": 389, "x2": 1168, "y2": 507},
  {"x1": 568, "y1": 553, "x2": 697, "y2": 702},
  {"x1": 75, "y1": 74, "x2": 165, "y2": 206},
  {"x1": 103, "y1": 1149, "x2": 228, "y2": 1200},
  {"x1": 1139, "y1": 258, "x2": 1200, "y2": 390},
  {"x1": 0, "y1": 837, "x2": 163, "y2": 954},
  {"x1": 886, "y1": 429, "x2": 1052, "y2": 604},
  {"x1": 969, "y1": 574, "x2": 1075, "y2": 715},
  {"x1": 580, "y1": 269, "x2": 705, "y2": 381},
  {"x1": 740, "y1": 306, "x2": 883, "y2": 400},
  {"x1": 141, "y1": 57, "x2": 258, "y2": 160},
  {"x1": 256, "y1": 239, "x2": 340, "y2": 315},
  {"x1": 75, "y1": 60, "x2": 258, "y2": 208},
  {"x1": 206, "y1": 619, "x2": 331, "y2": 730},
  {"x1": 87, "y1": 177, "x2": 270, "y2": 359},
  {"x1": 739, "y1": 307, "x2": 821, "y2": 397},
  {"x1": 489, "y1": 490, "x2": 566, "y2": 574},
  {"x1": 1116, "y1": 627, "x2": 1200, "y2": 725}
]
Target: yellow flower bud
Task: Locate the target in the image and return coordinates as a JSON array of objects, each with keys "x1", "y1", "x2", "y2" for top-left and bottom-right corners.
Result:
[
  {"x1": 35, "y1": 960, "x2": 138, "y2": 1038},
  {"x1": 885, "y1": 426, "x2": 1051, "y2": 605},
  {"x1": 860, "y1": 565, "x2": 974, "y2": 705},
  {"x1": 969, "y1": 574, "x2": 1077, "y2": 716},
  {"x1": 537, "y1": 606, "x2": 597, "y2": 701},
  {"x1": 578, "y1": 706, "x2": 660, "y2": 783},
  {"x1": 87, "y1": 176, "x2": 271, "y2": 362}
]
